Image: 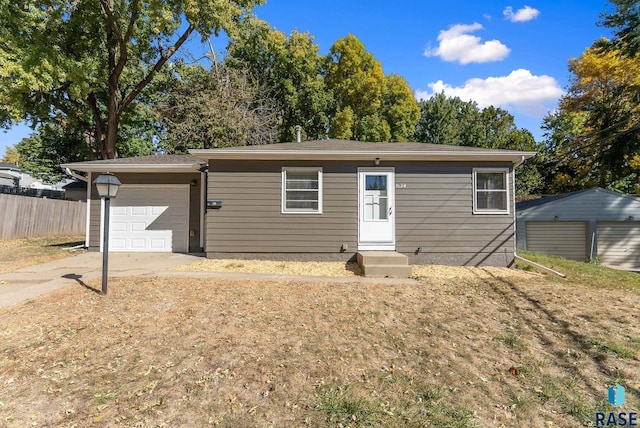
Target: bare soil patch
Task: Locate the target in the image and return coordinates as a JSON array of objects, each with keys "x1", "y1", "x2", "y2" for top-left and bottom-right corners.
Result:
[
  {"x1": 0, "y1": 236, "x2": 85, "y2": 274},
  {"x1": 0, "y1": 265, "x2": 638, "y2": 427}
]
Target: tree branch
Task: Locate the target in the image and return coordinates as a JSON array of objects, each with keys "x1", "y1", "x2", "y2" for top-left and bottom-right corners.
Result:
[{"x1": 119, "y1": 24, "x2": 195, "y2": 115}]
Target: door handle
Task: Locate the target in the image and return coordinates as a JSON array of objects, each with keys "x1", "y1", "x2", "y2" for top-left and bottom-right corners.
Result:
[{"x1": 389, "y1": 206, "x2": 392, "y2": 216}]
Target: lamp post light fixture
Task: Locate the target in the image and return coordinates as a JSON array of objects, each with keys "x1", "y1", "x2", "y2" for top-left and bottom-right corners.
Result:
[{"x1": 93, "y1": 172, "x2": 121, "y2": 294}]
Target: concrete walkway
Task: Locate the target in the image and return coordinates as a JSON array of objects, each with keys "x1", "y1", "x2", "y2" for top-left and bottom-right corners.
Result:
[
  {"x1": 0, "y1": 253, "x2": 419, "y2": 308},
  {"x1": 0, "y1": 252, "x2": 202, "y2": 308}
]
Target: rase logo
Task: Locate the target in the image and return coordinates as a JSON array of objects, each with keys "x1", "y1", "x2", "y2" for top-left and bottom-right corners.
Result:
[{"x1": 596, "y1": 383, "x2": 638, "y2": 427}]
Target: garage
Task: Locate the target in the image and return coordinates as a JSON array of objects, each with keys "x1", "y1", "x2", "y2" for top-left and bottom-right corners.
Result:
[
  {"x1": 103, "y1": 185, "x2": 189, "y2": 252},
  {"x1": 525, "y1": 221, "x2": 587, "y2": 261},
  {"x1": 597, "y1": 222, "x2": 640, "y2": 270},
  {"x1": 516, "y1": 188, "x2": 640, "y2": 269}
]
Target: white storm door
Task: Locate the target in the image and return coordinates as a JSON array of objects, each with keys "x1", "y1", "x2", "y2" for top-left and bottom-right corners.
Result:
[{"x1": 358, "y1": 168, "x2": 395, "y2": 250}]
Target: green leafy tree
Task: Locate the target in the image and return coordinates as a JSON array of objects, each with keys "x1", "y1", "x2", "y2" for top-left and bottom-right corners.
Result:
[
  {"x1": 382, "y1": 74, "x2": 421, "y2": 142},
  {"x1": 15, "y1": 123, "x2": 92, "y2": 183},
  {"x1": 0, "y1": 0, "x2": 262, "y2": 159},
  {"x1": 600, "y1": 0, "x2": 640, "y2": 55},
  {"x1": 414, "y1": 94, "x2": 483, "y2": 146},
  {"x1": 226, "y1": 18, "x2": 332, "y2": 141}
]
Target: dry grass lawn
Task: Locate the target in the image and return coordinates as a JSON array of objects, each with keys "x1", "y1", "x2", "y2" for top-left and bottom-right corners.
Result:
[
  {"x1": 0, "y1": 236, "x2": 84, "y2": 274},
  {"x1": 173, "y1": 259, "x2": 363, "y2": 277},
  {"x1": 1, "y1": 259, "x2": 639, "y2": 427}
]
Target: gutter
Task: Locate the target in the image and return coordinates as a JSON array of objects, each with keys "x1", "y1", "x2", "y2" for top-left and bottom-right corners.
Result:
[
  {"x1": 65, "y1": 167, "x2": 88, "y2": 182},
  {"x1": 513, "y1": 154, "x2": 529, "y2": 168},
  {"x1": 190, "y1": 149, "x2": 537, "y2": 163}
]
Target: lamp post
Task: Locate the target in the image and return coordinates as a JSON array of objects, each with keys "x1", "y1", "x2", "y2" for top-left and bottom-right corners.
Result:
[{"x1": 93, "y1": 172, "x2": 121, "y2": 295}]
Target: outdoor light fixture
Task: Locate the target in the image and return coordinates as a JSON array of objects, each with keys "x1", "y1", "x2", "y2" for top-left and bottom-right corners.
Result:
[
  {"x1": 93, "y1": 172, "x2": 121, "y2": 295},
  {"x1": 374, "y1": 157, "x2": 380, "y2": 166}
]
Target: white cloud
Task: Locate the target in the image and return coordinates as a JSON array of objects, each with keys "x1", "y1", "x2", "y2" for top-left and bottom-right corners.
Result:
[
  {"x1": 415, "y1": 69, "x2": 564, "y2": 117},
  {"x1": 503, "y1": 6, "x2": 540, "y2": 22},
  {"x1": 424, "y1": 23, "x2": 510, "y2": 64}
]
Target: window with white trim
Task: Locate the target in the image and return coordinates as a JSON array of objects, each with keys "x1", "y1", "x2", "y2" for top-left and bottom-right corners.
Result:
[
  {"x1": 473, "y1": 168, "x2": 509, "y2": 214},
  {"x1": 282, "y1": 167, "x2": 322, "y2": 214}
]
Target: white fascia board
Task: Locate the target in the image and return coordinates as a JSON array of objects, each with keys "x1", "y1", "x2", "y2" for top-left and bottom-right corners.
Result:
[
  {"x1": 190, "y1": 149, "x2": 537, "y2": 164},
  {"x1": 60, "y1": 164, "x2": 203, "y2": 173}
]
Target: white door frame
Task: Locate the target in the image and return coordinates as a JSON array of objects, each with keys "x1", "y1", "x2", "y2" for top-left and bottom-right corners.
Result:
[
  {"x1": 99, "y1": 184, "x2": 190, "y2": 252},
  {"x1": 357, "y1": 167, "x2": 395, "y2": 251}
]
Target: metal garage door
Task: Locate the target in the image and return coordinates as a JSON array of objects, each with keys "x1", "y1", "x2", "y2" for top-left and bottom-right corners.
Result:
[
  {"x1": 102, "y1": 185, "x2": 189, "y2": 252},
  {"x1": 597, "y1": 222, "x2": 640, "y2": 270},
  {"x1": 526, "y1": 221, "x2": 587, "y2": 261}
]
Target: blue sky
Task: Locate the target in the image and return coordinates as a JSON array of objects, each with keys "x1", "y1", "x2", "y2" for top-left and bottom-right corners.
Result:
[{"x1": 0, "y1": 0, "x2": 613, "y2": 157}]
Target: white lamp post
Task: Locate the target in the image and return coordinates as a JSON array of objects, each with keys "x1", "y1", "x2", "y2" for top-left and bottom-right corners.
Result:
[{"x1": 93, "y1": 172, "x2": 121, "y2": 294}]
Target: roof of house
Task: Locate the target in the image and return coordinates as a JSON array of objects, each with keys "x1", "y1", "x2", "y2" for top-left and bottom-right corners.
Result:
[
  {"x1": 61, "y1": 154, "x2": 206, "y2": 173},
  {"x1": 0, "y1": 162, "x2": 19, "y2": 170},
  {"x1": 516, "y1": 187, "x2": 640, "y2": 211},
  {"x1": 62, "y1": 180, "x2": 87, "y2": 190},
  {"x1": 190, "y1": 140, "x2": 536, "y2": 164}
]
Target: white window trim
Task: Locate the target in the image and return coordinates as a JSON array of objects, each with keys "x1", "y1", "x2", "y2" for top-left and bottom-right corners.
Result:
[
  {"x1": 473, "y1": 167, "x2": 510, "y2": 215},
  {"x1": 281, "y1": 167, "x2": 323, "y2": 214}
]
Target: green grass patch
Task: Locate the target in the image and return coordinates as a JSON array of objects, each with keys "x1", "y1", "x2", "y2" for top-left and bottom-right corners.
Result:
[
  {"x1": 516, "y1": 250, "x2": 640, "y2": 291},
  {"x1": 314, "y1": 384, "x2": 381, "y2": 426},
  {"x1": 497, "y1": 334, "x2": 527, "y2": 350},
  {"x1": 588, "y1": 338, "x2": 638, "y2": 359}
]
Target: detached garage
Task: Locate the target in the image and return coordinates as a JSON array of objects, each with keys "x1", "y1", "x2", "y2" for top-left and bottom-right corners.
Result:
[
  {"x1": 62, "y1": 155, "x2": 206, "y2": 253},
  {"x1": 516, "y1": 188, "x2": 640, "y2": 270}
]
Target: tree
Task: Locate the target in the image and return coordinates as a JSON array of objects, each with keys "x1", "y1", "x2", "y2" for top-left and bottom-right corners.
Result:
[
  {"x1": 325, "y1": 34, "x2": 386, "y2": 141},
  {"x1": 600, "y1": 0, "x2": 640, "y2": 55},
  {"x1": 154, "y1": 62, "x2": 279, "y2": 151},
  {"x1": 0, "y1": 0, "x2": 262, "y2": 159},
  {"x1": 1, "y1": 146, "x2": 19, "y2": 165},
  {"x1": 382, "y1": 74, "x2": 421, "y2": 142},
  {"x1": 547, "y1": 43, "x2": 640, "y2": 192},
  {"x1": 226, "y1": 19, "x2": 333, "y2": 141}
]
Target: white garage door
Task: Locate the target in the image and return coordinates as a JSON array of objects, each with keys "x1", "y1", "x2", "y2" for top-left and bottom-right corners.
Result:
[
  {"x1": 526, "y1": 221, "x2": 587, "y2": 261},
  {"x1": 102, "y1": 185, "x2": 189, "y2": 252},
  {"x1": 597, "y1": 222, "x2": 640, "y2": 270}
]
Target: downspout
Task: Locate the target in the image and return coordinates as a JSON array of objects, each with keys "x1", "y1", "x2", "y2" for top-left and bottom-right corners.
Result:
[
  {"x1": 65, "y1": 167, "x2": 88, "y2": 182},
  {"x1": 84, "y1": 172, "x2": 91, "y2": 248},
  {"x1": 511, "y1": 154, "x2": 566, "y2": 278},
  {"x1": 514, "y1": 253, "x2": 566, "y2": 278}
]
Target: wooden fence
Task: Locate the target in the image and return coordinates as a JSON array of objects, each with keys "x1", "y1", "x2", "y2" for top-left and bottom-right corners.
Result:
[{"x1": 0, "y1": 194, "x2": 86, "y2": 239}]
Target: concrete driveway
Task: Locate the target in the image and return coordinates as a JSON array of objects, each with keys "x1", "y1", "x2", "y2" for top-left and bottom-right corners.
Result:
[{"x1": 0, "y1": 252, "x2": 202, "y2": 308}]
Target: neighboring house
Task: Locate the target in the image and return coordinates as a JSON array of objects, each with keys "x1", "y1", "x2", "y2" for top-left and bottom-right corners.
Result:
[
  {"x1": 516, "y1": 187, "x2": 640, "y2": 270},
  {"x1": 1, "y1": 162, "x2": 69, "y2": 197},
  {"x1": 0, "y1": 162, "x2": 21, "y2": 188},
  {"x1": 63, "y1": 140, "x2": 534, "y2": 267},
  {"x1": 62, "y1": 180, "x2": 88, "y2": 201}
]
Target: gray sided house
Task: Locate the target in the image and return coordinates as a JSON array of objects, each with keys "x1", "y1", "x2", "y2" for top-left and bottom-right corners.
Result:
[
  {"x1": 62, "y1": 141, "x2": 534, "y2": 267},
  {"x1": 516, "y1": 187, "x2": 640, "y2": 270},
  {"x1": 191, "y1": 140, "x2": 534, "y2": 267}
]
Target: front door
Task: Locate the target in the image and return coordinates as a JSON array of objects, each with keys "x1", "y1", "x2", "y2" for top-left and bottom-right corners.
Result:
[{"x1": 358, "y1": 168, "x2": 395, "y2": 250}]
